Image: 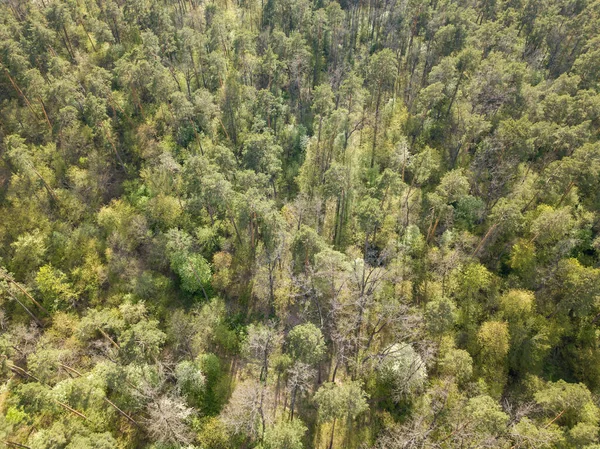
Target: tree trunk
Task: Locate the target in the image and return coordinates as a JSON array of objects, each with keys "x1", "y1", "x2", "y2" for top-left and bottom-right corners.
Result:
[
  {"x1": 370, "y1": 92, "x2": 381, "y2": 168},
  {"x1": 328, "y1": 418, "x2": 337, "y2": 449}
]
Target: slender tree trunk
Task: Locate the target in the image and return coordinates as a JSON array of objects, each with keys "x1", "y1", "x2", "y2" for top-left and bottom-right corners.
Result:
[
  {"x1": 446, "y1": 71, "x2": 464, "y2": 116},
  {"x1": 62, "y1": 25, "x2": 75, "y2": 60},
  {"x1": 370, "y1": 92, "x2": 381, "y2": 168},
  {"x1": 328, "y1": 418, "x2": 337, "y2": 449},
  {"x1": 289, "y1": 386, "x2": 297, "y2": 420}
]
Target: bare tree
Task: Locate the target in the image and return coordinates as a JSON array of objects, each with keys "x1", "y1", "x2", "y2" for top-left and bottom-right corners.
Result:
[
  {"x1": 221, "y1": 380, "x2": 274, "y2": 440},
  {"x1": 244, "y1": 322, "x2": 282, "y2": 382},
  {"x1": 144, "y1": 395, "x2": 194, "y2": 445},
  {"x1": 287, "y1": 362, "x2": 315, "y2": 419}
]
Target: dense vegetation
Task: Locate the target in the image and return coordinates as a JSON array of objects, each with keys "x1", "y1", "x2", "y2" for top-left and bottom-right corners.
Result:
[{"x1": 1, "y1": 0, "x2": 600, "y2": 447}]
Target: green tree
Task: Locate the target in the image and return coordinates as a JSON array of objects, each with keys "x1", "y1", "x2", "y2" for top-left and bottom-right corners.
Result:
[
  {"x1": 314, "y1": 381, "x2": 369, "y2": 449},
  {"x1": 367, "y1": 49, "x2": 397, "y2": 168},
  {"x1": 165, "y1": 228, "x2": 212, "y2": 298},
  {"x1": 258, "y1": 418, "x2": 307, "y2": 449},
  {"x1": 477, "y1": 321, "x2": 509, "y2": 398},
  {"x1": 287, "y1": 322, "x2": 326, "y2": 365}
]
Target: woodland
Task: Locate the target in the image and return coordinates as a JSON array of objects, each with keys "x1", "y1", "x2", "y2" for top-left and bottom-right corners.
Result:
[{"x1": 1, "y1": 0, "x2": 600, "y2": 447}]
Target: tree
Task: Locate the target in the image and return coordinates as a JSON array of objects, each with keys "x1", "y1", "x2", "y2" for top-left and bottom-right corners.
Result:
[
  {"x1": 377, "y1": 343, "x2": 427, "y2": 400},
  {"x1": 511, "y1": 417, "x2": 565, "y2": 448},
  {"x1": 258, "y1": 418, "x2": 307, "y2": 449},
  {"x1": 312, "y1": 83, "x2": 334, "y2": 145},
  {"x1": 314, "y1": 381, "x2": 369, "y2": 449},
  {"x1": 367, "y1": 49, "x2": 397, "y2": 168},
  {"x1": 534, "y1": 380, "x2": 599, "y2": 430},
  {"x1": 287, "y1": 322, "x2": 326, "y2": 365},
  {"x1": 119, "y1": 319, "x2": 166, "y2": 363},
  {"x1": 1, "y1": 0, "x2": 600, "y2": 447},
  {"x1": 425, "y1": 296, "x2": 457, "y2": 337},
  {"x1": 286, "y1": 361, "x2": 315, "y2": 420},
  {"x1": 144, "y1": 395, "x2": 194, "y2": 445},
  {"x1": 175, "y1": 359, "x2": 206, "y2": 404},
  {"x1": 462, "y1": 395, "x2": 509, "y2": 446},
  {"x1": 244, "y1": 323, "x2": 282, "y2": 382},
  {"x1": 9, "y1": 230, "x2": 47, "y2": 280},
  {"x1": 221, "y1": 380, "x2": 273, "y2": 441},
  {"x1": 477, "y1": 321, "x2": 509, "y2": 397},
  {"x1": 439, "y1": 347, "x2": 473, "y2": 384},
  {"x1": 451, "y1": 262, "x2": 495, "y2": 331},
  {"x1": 35, "y1": 264, "x2": 77, "y2": 311},
  {"x1": 499, "y1": 289, "x2": 535, "y2": 320},
  {"x1": 291, "y1": 225, "x2": 326, "y2": 273},
  {"x1": 165, "y1": 228, "x2": 212, "y2": 298},
  {"x1": 242, "y1": 128, "x2": 283, "y2": 195}
]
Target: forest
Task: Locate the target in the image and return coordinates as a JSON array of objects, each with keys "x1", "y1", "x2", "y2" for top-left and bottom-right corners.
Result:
[{"x1": 0, "y1": 0, "x2": 600, "y2": 447}]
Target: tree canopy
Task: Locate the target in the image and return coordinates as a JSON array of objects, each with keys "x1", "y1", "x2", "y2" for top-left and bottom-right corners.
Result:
[{"x1": 1, "y1": 0, "x2": 600, "y2": 447}]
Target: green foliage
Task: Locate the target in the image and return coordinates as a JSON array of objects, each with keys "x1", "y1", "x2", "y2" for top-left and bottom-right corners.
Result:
[
  {"x1": 35, "y1": 264, "x2": 77, "y2": 311},
  {"x1": 511, "y1": 417, "x2": 565, "y2": 449},
  {"x1": 291, "y1": 225, "x2": 326, "y2": 272},
  {"x1": 119, "y1": 319, "x2": 167, "y2": 362},
  {"x1": 465, "y1": 395, "x2": 509, "y2": 437},
  {"x1": 287, "y1": 323, "x2": 326, "y2": 365},
  {"x1": 377, "y1": 344, "x2": 427, "y2": 399},
  {"x1": 439, "y1": 347, "x2": 473, "y2": 383},
  {"x1": 257, "y1": 419, "x2": 307, "y2": 449},
  {"x1": 195, "y1": 416, "x2": 230, "y2": 449},
  {"x1": 165, "y1": 229, "x2": 212, "y2": 295},
  {"x1": 425, "y1": 297, "x2": 457, "y2": 336},
  {"x1": 1, "y1": 0, "x2": 600, "y2": 447},
  {"x1": 10, "y1": 230, "x2": 47, "y2": 279},
  {"x1": 499, "y1": 289, "x2": 535, "y2": 319},
  {"x1": 175, "y1": 360, "x2": 206, "y2": 404},
  {"x1": 314, "y1": 381, "x2": 369, "y2": 423},
  {"x1": 197, "y1": 353, "x2": 228, "y2": 415},
  {"x1": 534, "y1": 380, "x2": 599, "y2": 429},
  {"x1": 174, "y1": 253, "x2": 212, "y2": 294},
  {"x1": 477, "y1": 321, "x2": 510, "y2": 397}
]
